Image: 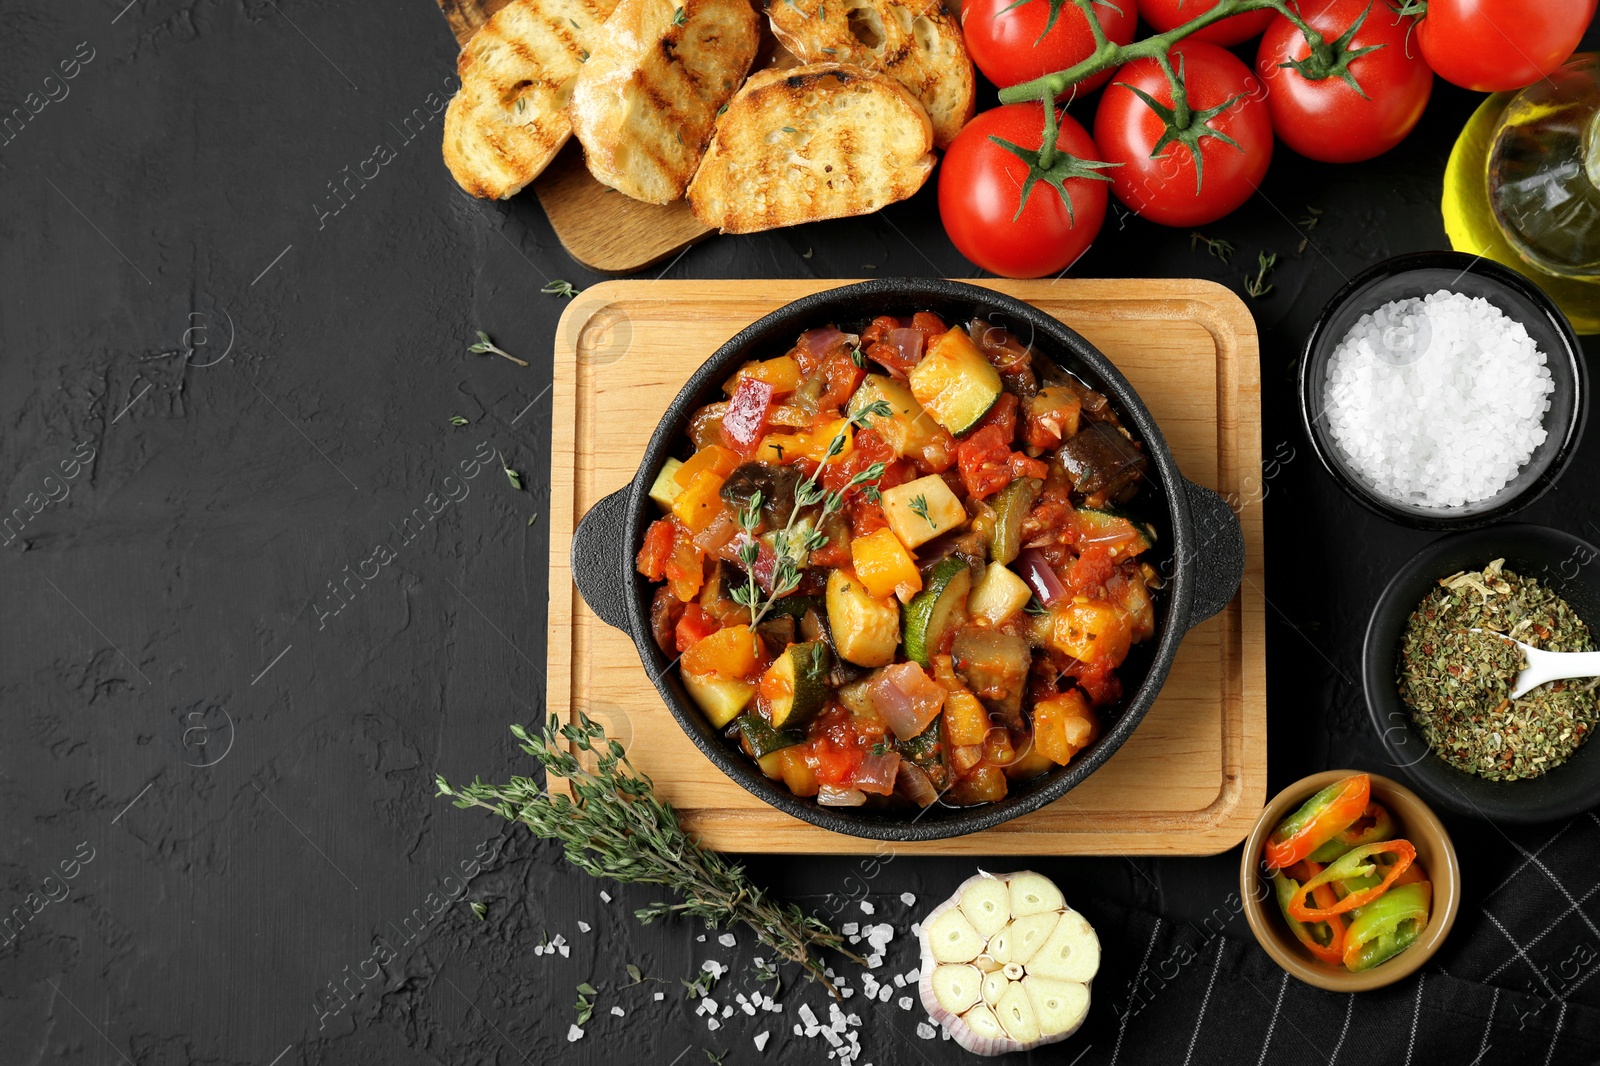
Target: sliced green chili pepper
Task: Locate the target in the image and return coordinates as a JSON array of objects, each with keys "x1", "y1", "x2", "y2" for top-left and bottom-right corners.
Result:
[
  {"x1": 1308, "y1": 801, "x2": 1396, "y2": 864},
  {"x1": 1342, "y1": 881, "x2": 1431, "y2": 971},
  {"x1": 1272, "y1": 872, "x2": 1345, "y2": 966},
  {"x1": 1264, "y1": 774, "x2": 1370, "y2": 870},
  {"x1": 1288, "y1": 839, "x2": 1417, "y2": 923}
]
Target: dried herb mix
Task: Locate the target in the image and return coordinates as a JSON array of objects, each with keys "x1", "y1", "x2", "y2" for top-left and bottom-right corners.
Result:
[{"x1": 1397, "y1": 559, "x2": 1599, "y2": 781}]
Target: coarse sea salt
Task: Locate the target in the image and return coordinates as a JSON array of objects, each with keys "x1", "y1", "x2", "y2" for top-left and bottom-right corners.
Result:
[{"x1": 1321, "y1": 289, "x2": 1554, "y2": 508}]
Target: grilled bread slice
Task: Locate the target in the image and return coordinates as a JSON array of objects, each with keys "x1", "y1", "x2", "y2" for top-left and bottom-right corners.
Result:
[
  {"x1": 687, "y1": 63, "x2": 935, "y2": 234},
  {"x1": 570, "y1": 0, "x2": 761, "y2": 204},
  {"x1": 442, "y1": 0, "x2": 620, "y2": 199},
  {"x1": 767, "y1": 0, "x2": 972, "y2": 148}
]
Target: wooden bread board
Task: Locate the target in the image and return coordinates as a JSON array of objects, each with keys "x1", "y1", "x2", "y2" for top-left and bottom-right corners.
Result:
[
  {"x1": 436, "y1": 0, "x2": 716, "y2": 274},
  {"x1": 547, "y1": 279, "x2": 1266, "y2": 854}
]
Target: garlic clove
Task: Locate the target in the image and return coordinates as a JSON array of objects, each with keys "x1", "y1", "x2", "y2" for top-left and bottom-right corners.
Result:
[
  {"x1": 995, "y1": 981, "x2": 1041, "y2": 1044},
  {"x1": 962, "y1": 1002, "x2": 1007, "y2": 1043},
  {"x1": 927, "y1": 906, "x2": 985, "y2": 964},
  {"x1": 981, "y1": 968, "x2": 1006, "y2": 1007},
  {"x1": 971, "y1": 953, "x2": 1003, "y2": 973},
  {"x1": 1024, "y1": 976, "x2": 1091, "y2": 1038},
  {"x1": 931, "y1": 964, "x2": 983, "y2": 1014},
  {"x1": 1026, "y1": 909, "x2": 1100, "y2": 983},
  {"x1": 1008, "y1": 871, "x2": 1065, "y2": 917},
  {"x1": 959, "y1": 875, "x2": 1012, "y2": 939},
  {"x1": 988, "y1": 910, "x2": 1059, "y2": 966}
]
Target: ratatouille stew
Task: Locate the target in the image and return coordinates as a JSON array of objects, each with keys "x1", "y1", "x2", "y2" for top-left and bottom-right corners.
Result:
[{"x1": 636, "y1": 313, "x2": 1162, "y2": 809}]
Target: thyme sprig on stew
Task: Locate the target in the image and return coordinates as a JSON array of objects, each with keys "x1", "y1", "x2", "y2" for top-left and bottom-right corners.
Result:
[
  {"x1": 436, "y1": 712, "x2": 862, "y2": 995},
  {"x1": 731, "y1": 401, "x2": 892, "y2": 629}
]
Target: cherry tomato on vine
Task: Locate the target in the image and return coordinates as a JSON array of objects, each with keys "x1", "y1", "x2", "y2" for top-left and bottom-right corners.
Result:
[
  {"x1": 938, "y1": 104, "x2": 1113, "y2": 278},
  {"x1": 961, "y1": 0, "x2": 1138, "y2": 94},
  {"x1": 1417, "y1": 0, "x2": 1597, "y2": 92},
  {"x1": 1255, "y1": 0, "x2": 1432, "y2": 164},
  {"x1": 1136, "y1": 0, "x2": 1274, "y2": 47},
  {"x1": 1094, "y1": 40, "x2": 1273, "y2": 227}
]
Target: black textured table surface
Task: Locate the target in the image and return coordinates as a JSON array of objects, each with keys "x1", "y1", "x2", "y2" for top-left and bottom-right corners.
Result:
[{"x1": 5, "y1": 4, "x2": 1600, "y2": 1064}]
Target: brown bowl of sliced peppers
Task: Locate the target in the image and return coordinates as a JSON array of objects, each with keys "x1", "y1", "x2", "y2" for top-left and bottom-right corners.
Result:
[{"x1": 1239, "y1": 770, "x2": 1461, "y2": 992}]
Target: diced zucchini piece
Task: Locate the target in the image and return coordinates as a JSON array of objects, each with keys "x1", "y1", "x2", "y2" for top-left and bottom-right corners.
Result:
[
  {"x1": 649, "y1": 458, "x2": 685, "y2": 510},
  {"x1": 908, "y1": 327, "x2": 1002, "y2": 436},
  {"x1": 881, "y1": 474, "x2": 967, "y2": 550},
  {"x1": 846, "y1": 374, "x2": 944, "y2": 458},
  {"x1": 737, "y1": 714, "x2": 806, "y2": 759},
  {"x1": 903, "y1": 558, "x2": 973, "y2": 666},
  {"x1": 1076, "y1": 508, "x2": 1156, "y2": 558},
  {"x1": 682, "y1": 671, "x2": 755, "y2": 728},
  {"x1": 826, "y1": 569, "x2": 901, "y2": 667},
  {"x1": 968, "y1": 561, "x2": 1032, "y2": 626},
  {"x1": 986, "y1": 477, "x2": 1041, "y2": 565},
  {"x1": 762, "y1": 640, "x2": 831, "y2": 729}
]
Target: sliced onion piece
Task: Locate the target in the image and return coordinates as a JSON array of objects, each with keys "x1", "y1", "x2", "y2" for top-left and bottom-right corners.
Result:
[
  {"x1": 816, "y1": 785, "x2": 866, "y2": 807},
  {"x1": 887, "y1": 327, "x2": 926, "y2": 367},
  {"x1": 918, "y1": 870, "x2": 1098, "y2": 1055},
  {"x1": 1015, "y1": 548, "x2": 1067, "y2": 607}
]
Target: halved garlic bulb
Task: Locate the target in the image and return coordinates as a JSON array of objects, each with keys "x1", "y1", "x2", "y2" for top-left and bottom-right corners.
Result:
[{"x1": 918, "y1": 870, "x2": 1099, "y2": 1056}]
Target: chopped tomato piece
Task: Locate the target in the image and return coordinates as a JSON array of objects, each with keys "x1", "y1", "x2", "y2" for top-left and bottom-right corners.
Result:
[
  {"x1": 858, "y1": 315, "x2": 900, "y2": 350},
  {"x1": 956, "y1": 424, "x2": 1014, "y2": 500},
  {"x1": 674, "y1": 603, "x2": 721, "y2": 653},
  {"x1": 909, "y1": 311, "x2": 949, "y2": 342},
  {"x1": 663, "y1": 532, "x2": 705, "y2": 602},
  {"x1": 968, "y1": 392, "x2": 1019, "y2": 442},
  {"x1": 637, "y1": 517, "x2": 677, "y2": 581},
  {"x1": 817, "y1": 348, "x2": 866, "y2": 417},
  {"x1": 1063, "y1": 545, "x2": 1117, "y2": 597}
]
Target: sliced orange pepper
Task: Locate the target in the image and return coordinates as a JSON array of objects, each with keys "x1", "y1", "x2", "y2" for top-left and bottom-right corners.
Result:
[
  {"x1": 1288, "y1": 840, "x2": 1417, "y2": 923},
  {"x1": 673, "y1": 445, "x2": 740, "y2": 489},
  {"x1": 671, "y1": 470, "x2": 727, "y2": 534},
  {"x1": 1263, "y1": 774, "x2": 1371, "y2": 870},
  {"x1": 850, "y1": 527, "x2": 921, "y2": 600}
]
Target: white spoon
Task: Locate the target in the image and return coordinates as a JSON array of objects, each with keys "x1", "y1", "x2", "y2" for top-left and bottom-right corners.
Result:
[{"x1": 1474, "y1": 630, "x2": 1600, "y2": 699}]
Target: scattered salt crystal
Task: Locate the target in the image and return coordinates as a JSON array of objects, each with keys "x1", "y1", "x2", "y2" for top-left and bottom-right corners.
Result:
[
  {"x1": 859, "y1": 901, "x2": 876, "y2": 916},
  {"x1": 755, "y1": 1032, "x2": 770, "y2": 1052},
  {"x1": 878, "y1": 986, "x2": 891, "y2": 1002},
  {"x1": 558, "y1": 945, "x2": 570, "y2": 958},
  {"x1": 910, "y1": 922, "x2": 922, "y2": 937},
  {"x1": 707, "y1": 1018, "x2": 721, "y2": 1031},
  {"x1": 916, "y1": 1023, "x2": 936, "y2": 1040},
  {"x1": 599, "y1": 890, "x2": 612, "y2": 903},
  {"x1": 794, "y1": 1024, "x2": 804, "y2": 1036},
  {"x1": 823, "y1": 1029, "x2": 842, "y2": 1048},
  {"x1": 904, "y1": 969, "x2": 919, "y2": 984},
  {"x1": 719, "y1": 933, "x2": 737, "y2": 948},
  {"x1": 898, "y1": 996, "x2": 913, "y2": 1011},
  {"x1": 893, "y1": 975, "x2": 905, "y2": 988},
  {"x1": 799, "y1": 1004, "x2": 819, "y2": 1027},
  {"x1": 867, "y1": 955, "x2": 884, "y2": 969},
  {"x1": 723, "y1": 1005, "x2": 734, "y2": 1019},
  {"x1": 900, "y1": 892, "x2": 916, "y2": 906},
  {"x1": 742, "y1": 1002, "x2": 756, "y2": 1016},
  {"x1": 697, "y1": 934, "x2": 706, "y2": 942},
  {"x1": 839, "y1": 987, "x2": 854, "y2": 999},
  {"x1": 611, "y1": 1006, "x2": 625, "y2": 1017},
  {"x1": 577, "y1": 921, "x2": 591, "y2": 933},
  {"x1": 842, "y1": 923, "x2": 859, "y2": 936},
  {"x1": 654, "y1": 992, "x2": 665, "y2": 1001},
  {"x1": 568, "y1": 1025, "x2": 585, "y2": 1042}
]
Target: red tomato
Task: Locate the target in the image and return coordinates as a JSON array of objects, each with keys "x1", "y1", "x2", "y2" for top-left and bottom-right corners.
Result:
[
  {"x1": 962, "y1": 0, "x2": 1137, "y2": 94},
  {"x1": 938, "y1": 104, "x2": 1110, "y2": 279},
  {"x1": 674, "y1": 603, "x2": 720, "y2": 653},
  {"x1": 1255, "y1": 0, "x2": 1432, "y2": 164},
  {"x1": 1418, "y1": 0, "x2": 1596, "y2": 92},
  {"x1": 1136, "y1": 0, "x2": 1273, "y2": 46},
  {"x1": 637, "y1": 517, "x2": 676, "y2": 581},
  {"x1": 957, "y1": 424, "x2": 1015, "y2": 499},
  {"x1": 1094, "y1": 40, "x2": 1273, "y2": 227}
]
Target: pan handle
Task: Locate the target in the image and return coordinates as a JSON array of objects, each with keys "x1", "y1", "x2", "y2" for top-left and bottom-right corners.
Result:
[
  {"x1": 570, "y1": 487, "x2": 633, "y2": 632},
  {"x1": 1183, "y1": 479, "x2": 1245, "y2": 628}
]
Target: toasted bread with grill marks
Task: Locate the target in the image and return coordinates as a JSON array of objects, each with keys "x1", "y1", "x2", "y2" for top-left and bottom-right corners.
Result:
[
  {"x1": 442, "y1": 0, "x2": 620, "y2": 199},
  {"x1": 687, "y1": 62, "x2": 934, "y2": 234},
  {"x1": 766, "y1": 0, "x2": 972, "y2": 148},
  {"x1": 570, "y1": 0, "x2": 761, "y2": 204}
]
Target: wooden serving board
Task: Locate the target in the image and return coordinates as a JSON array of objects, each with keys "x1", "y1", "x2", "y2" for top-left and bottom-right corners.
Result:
[
  {"x1": 547, "y1": 279, "x2": 1266, "y2": 854},
  {"x1": 436, "y1": 0, "x2": 714, "y2": 274}
]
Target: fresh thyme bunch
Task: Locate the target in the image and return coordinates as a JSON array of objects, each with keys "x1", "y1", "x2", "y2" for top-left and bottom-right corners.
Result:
[
  {"x1": 732, "y1": 400, "x2": 893, "y2": 629},
  {"x1": 436, "y1": 712, "x2": 864, "y2": 993}
]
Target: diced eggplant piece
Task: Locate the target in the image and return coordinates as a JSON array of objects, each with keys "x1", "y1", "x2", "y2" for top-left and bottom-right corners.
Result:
[
  {"x1": 719, "y1": 462, "x2": 800, "y2": 526},
  {"x1": 1058, "y1": 422, "x2": 1148, "y2": 501},
  {"x1": 756, "y1": 612, "x2": 797, "y2": 651},
  {"x1": 650, "y1": 584, "x2": 685, "y2": 654},
  {"x1": 952, "y1": 628, "x2": 1032, "y2": 731}
]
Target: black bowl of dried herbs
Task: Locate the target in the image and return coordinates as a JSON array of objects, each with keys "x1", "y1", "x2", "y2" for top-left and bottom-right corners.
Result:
[{"x1": 1365, "y1": 524, "x2": 1600, "y2": 823}]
